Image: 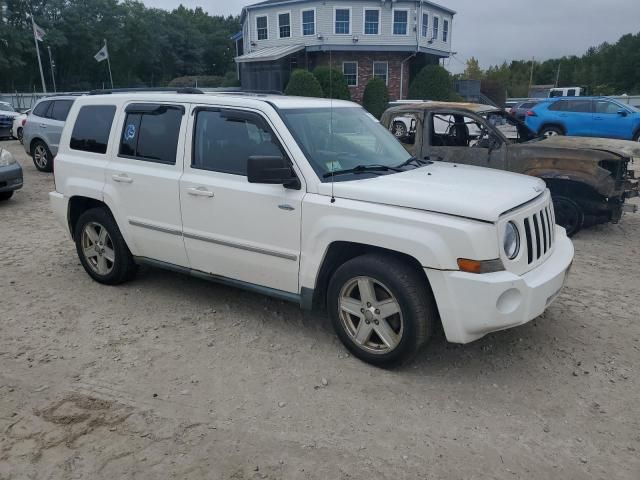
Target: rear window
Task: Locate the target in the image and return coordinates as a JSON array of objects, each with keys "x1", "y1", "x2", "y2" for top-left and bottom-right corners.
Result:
[
  {"x1": 119, "y1": 104, "x2": 183, "y2": 165},
  {"x1": 32, "y1": 101, "x2": 51, "y2": 117},
  {"x1": 50, "y1": 100, "x2": 73, "y2": 121},
  {"x1": 70, "y1": 105, "x2": 117, "y2": 154}
]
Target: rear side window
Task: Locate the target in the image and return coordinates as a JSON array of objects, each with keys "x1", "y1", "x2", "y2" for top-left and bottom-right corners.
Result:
[
  {"x1": 50, "y1": 100, "x2": 74, "y2": 121},
  {"x1": 32, "y1": 101, "x2": 51, "y2": 117},
  {"x1": 119, "y1": 104, "x2": 183, "y2": 165},
  {"x1": 565, "y1": 100, "x2": 592, "y2": 113},
  {"x1": 548, "y1": 101, "x2": 566, "y2": 112},
  {"x1": 70, "y1": 105, "x2": 117, "y2": 154},
  {"x1": 192, "y1": 109, "x2": 283, "y2": 175}
]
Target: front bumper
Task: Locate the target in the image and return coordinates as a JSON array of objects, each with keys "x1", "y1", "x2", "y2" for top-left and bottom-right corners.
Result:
[
  {"x1": 0, "y1": 163, "x2": 24, "y2": 193},
  {"x1": 426, "y1": 226, "x2": 574, "y2": 344},
  {"x1": 49, "y1": 191, "x2": 69, "y2": 235}
]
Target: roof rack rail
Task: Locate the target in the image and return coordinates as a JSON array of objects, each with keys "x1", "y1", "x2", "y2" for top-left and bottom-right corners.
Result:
[
  {"x1": 89, "y1": 87, "x2": 204, "y2": 95},
  {"x1": 213, "y1": 89, "x2": 284, "y2": 96}
]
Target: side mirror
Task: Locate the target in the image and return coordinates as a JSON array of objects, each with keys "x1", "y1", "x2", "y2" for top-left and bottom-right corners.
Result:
[
  {"x1": 247, "y1": 156, "x2": 300, "y2": 189},
  {"x1": 617, "y1": 109, "x2": 628, "y2": 117}
]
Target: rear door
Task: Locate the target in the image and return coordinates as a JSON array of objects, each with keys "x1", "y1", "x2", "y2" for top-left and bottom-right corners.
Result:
[
  {"x1": 103, "y1": 101, "x2": 189, "y2": 267},
  {"x1": 562, "y1": 99, "x2": 593, "y2": 136},
  {"x1": 46, "y1": 100, "x2": 74, "y2": 154}
]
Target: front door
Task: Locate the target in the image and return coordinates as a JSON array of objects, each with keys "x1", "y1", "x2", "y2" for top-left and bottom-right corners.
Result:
[
  {"x1": 180, "y1": 106, "x2": 304, "y2": 294},
  {"x1": 422, "y1": 112, "x2": 507, "y2": 170},
  {"x1": 592, "y1": 99, "x2": 634, "y2": 139},
  {"x1": 103, "y1": 102, "x2": 189, "y2": 267}
]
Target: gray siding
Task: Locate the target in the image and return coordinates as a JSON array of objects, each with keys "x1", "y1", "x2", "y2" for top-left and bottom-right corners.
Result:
[{"x1": 243, "y1": 0, "x2": 453, "y2": 55}]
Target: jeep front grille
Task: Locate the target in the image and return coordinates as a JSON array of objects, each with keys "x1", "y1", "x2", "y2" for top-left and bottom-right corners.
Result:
[{"x1": 523, "y1": 203, "x2": 555, "y2": 264}]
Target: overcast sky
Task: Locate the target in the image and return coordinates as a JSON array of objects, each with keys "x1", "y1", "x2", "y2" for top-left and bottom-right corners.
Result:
[{"x1": 143, "y1": 0, "x2": 639, "y2": 73}]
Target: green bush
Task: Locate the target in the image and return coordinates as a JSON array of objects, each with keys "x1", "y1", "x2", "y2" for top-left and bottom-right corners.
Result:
[
  {"x1": 312, "y1": 67, "x2": 351, "y2": 100},
  {"x1": 362, "y1": 77, "x2": 389, "y2": 119},
  {"x1": 284, "y1": 69, "x2": 324, "y2": 97},
  {"x1": 408, "y1": 65, "x2": 457, "y2": 101}
]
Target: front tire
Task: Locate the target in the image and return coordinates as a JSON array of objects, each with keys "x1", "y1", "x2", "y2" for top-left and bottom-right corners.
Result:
[
  {"x1": 74, "y1": 208, "x2": 137, "y2": 285},
  {"x1": 540, "y1": 126, "x2": 564, "y2": 138},
  {"x1": 553, "y1": 196, "x2": 584, "y2": 237},
  {"x1": 17, "y1": 127, "x2": 23, "y2": 144},
  {"x1": 0, "y1": 191, "x2": 14, "y2": 201},
  {"x1": 31, "y1": 140, "x2": 53, "y2": 172},
  {"x1": 327, "y1": 254, "x2": 436, "y2": 368}
]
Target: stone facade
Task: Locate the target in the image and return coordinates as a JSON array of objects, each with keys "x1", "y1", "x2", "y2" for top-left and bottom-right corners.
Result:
[{"x1": 313, "y1": 51, "x2": 412, "y2": 103}]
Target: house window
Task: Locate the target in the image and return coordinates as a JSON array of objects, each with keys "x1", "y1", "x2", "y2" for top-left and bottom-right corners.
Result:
[
  {"x1": 392, "y1": 10, "x2": 408, "y2": 35},
  {"x1": 364, "y1": 9, "x2": 379, "y2": 35},
  {"x1": 278, "y1": 12, "x2": 290, "y2": 38},
  {"x1": 256, "y1": 16, "x2": 268, "y2": 40},
  {"x1": 443, "y1": 19, "x2": 449, "y2": 42},
  {"x1": 433, "y1": 17, "x2": 439, "y2": 40},
  {"x1": 335, "y1": 8, "x2": 350, "y2": 35},
  {"x1": 373, "y1": 62, "x2": 388, "y2": 85},
  {"x1": 343, "y1": 62, "x2": 357, "y2": 86},
  {"x1": 421, "y1": 13, "x2": 428, "y2": 37},
  {"x1": 302, "y1": 9, "x2": 315, "y2": 36}
]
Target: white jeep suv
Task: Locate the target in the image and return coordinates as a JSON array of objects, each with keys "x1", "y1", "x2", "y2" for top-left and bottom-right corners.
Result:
[{"x1": 49, "y1": 91, "x2": 574, "y2": 367}]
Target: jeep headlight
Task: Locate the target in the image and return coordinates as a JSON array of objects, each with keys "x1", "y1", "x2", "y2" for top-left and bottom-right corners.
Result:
[
  {"x1": 503, "y1": 221, "x2": 520, "y2": 260},
  {"x1": 0, "y1": 148, "x2": 16, "y2": 167}
]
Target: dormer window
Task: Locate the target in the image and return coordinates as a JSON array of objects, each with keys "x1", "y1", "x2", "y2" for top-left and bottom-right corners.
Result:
[
  {"x1": 335, "y1": 8, "x2": 351, "y2": 35},
  {"x1": 278, "y1": 12, "x2": 291, "y2": 38},
  {"x1": 256, "y1": 15, "x2": 268, "y2": 40}
]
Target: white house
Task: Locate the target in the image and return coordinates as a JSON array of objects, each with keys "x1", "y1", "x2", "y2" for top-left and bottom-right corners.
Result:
[{"x1": 233, "y1": 0, "x2": 455, "y2": 102}]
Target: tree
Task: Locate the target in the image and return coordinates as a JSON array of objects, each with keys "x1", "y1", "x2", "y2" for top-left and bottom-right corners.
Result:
[
  {"x1": 284, "y1": 69, "x2": 324, "y2": 97},
  {"x1": 362, "y1": 77, "x2": 389, "y2": 119},
  {"x1": 463, "y1": 57, "x2": 483, "y2": 80},
  {"x1": 312, "y1": 67, "x2": 350, "y2": 100},
  {"x1": 408, "y1": 64, "x2": 457, "y2": 101}
]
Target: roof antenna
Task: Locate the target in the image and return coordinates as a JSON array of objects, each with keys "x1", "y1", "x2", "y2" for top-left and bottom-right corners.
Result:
[{"x1": 330, "y1": 47, "x2": 336, "y2": 204}]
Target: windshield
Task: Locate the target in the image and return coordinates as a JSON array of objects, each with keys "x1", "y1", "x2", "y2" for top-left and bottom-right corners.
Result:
[
  {"x1": 0, "y1": 104, "x2": 16, "y2": 113},
  {"x1": 480, "y1": 110, "x2": 538, "y2": 143},
  {"x1": 279, "y1": 107, "x2": 412, "y2": 181}
]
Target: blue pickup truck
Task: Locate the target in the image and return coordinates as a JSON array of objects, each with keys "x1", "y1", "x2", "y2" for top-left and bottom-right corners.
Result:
[{"x1": 525, "y1": 97, "x2": 640, "y2": 142}]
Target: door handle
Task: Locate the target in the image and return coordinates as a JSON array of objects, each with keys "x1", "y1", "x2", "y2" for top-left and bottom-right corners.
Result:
[
  {"x1": 186, "y1": 186, "x2": 214, "y2": 198},
  {"x1": 40, "y1": 124, "x2": 47, "y2": 128},
  {"x1": 112, "y1": 174, "x2": 133, "y2": 184}
]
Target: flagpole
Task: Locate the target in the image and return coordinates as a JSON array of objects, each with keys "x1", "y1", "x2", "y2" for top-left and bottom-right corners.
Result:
[
  {"x1": 104, "y1": 39, "x2": 114, "y2": 89},
  {"x1": 47, "y1": 46, "x2": 56, "y2": 92},
  {"x1": 31, "y1": 17, "x2": 47, "y2": 93}
]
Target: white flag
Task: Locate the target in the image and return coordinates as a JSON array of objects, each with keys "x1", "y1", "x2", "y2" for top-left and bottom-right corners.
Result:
[
  {"x1": 94, "y1": 44, "x2": 109, "y2": 62},
  {"x1": 33, "y1": 22, "x2": 46, "y2": 42}
]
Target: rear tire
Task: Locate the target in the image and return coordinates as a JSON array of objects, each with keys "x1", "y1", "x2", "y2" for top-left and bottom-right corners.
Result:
[
  {"x1": 327, "y1": 254, "x2": 436, "y2": 368},
  {"x1": 553, "y1": 195, "x2": 584, "y2": 237},
  {"x1": 0, "y1": 191, "x2": 14, "y2": 201},
  {"x1": 17, "y1": 127, "x2": 23, "y2": 144},
  {"x1": 392, "y1": 121, "x2": 408, "y2": 138},
  {"x1": 540, "y1": 126, "x2": 564, "y2": 138},
  {"x1": 633, "y1": 130, "x2": 640, "y2": 143},
  {"x1": 31, "y1": 139, "x2": 53, "y2": 172},
  {"x1": 74, "y1": 207, "x2": 137, "y2": 285}
]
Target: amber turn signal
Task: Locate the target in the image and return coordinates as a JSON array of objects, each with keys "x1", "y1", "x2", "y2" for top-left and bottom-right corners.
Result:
[{"x1": 457, "y1": 258, "x2": 504, "y2": 274}]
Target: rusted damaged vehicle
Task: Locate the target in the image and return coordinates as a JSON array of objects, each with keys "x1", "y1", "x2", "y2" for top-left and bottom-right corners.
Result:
[{"x1": 381, "y1": 102, "x2": 639, "y2": 236}]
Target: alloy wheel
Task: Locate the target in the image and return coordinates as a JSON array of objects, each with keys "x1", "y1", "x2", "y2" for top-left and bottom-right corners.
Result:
[
  {"x1": 338, "y1": 276, "x2": 404, "y2": 354},
  {"x1": 81, "y1": 222, "x2": 115, "y2": 275},
  {"x1": 34, "y1": 145, "x2": 48, "y2": 169}
]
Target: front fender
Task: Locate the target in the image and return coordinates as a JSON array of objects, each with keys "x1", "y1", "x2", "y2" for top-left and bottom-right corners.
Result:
[{"x1": 299, "y1": 194, "x2": 499, "y2": 290}]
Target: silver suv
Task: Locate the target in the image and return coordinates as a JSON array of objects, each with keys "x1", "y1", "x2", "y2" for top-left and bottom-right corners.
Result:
[{"x1": 23, "y1": 96, "x2": 77, "y2": 172}]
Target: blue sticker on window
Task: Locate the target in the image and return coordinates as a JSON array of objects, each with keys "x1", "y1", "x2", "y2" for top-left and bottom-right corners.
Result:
[{"x1": 124, "y1": 124, "x2": 136, "y2": 141}]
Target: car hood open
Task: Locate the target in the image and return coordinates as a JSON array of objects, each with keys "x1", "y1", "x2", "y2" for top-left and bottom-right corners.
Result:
[
  {"x1": 322, "y1": 162, "x2": 546, "y2": 223},
  {"x1": 537, "y1": 136, "x2": 640, "y2": 159}
]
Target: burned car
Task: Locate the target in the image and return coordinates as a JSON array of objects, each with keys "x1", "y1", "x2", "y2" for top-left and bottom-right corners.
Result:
[{"x1": 381, "y1": 102, "x2": 639, "y2": 235}]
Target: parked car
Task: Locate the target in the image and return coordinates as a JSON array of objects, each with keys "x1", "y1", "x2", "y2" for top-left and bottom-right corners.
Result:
[
  {"x1": 525, "y1": 97, "x2": 640, "y2": 141},
  {"x1": 0, "y1": 102, "x2": 21, "y2": 139},
  {"x1": 23, "y1": 96, "x2": 76, "y2": 172},
  {"x1": 0, "y1": 146, "x2": 23, "y2": 201},
  {"x1": 509, "y1": 100, "x2": 541, "y2": 122},
  {"x1": 11, "y1": 109, "x2": 30, "y2": 143},
  {"x1": 49, "y1": 91, "x2": 574, "y2": 367},
  {"x1": 381, "y1": 102, "x2": 639, "y2": 236}
]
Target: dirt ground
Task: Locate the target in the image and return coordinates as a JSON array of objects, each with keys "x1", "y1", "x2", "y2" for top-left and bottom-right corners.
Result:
[{"x1": 1, "y1": 139, "x2": 639, "y2": 480}]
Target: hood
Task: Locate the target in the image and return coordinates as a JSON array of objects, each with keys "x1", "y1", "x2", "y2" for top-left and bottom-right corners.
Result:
[
  {"x1": 0, "y1": 111, "x2": 20, "y2": 119},
  {"x1": 537, "y1": 136, "x2": 640, "y2": 159},
  {"x1": 322, "y1": 162, "x2": 546, "y2": 223}
]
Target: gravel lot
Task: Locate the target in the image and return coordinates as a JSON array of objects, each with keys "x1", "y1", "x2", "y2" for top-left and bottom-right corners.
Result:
[{"x1": 1, "y1": 139, "x2": 639, "y2": 479}]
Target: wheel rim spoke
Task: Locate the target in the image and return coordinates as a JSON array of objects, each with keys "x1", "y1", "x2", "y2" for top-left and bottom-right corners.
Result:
[
  {"x1": 81, "y1": 222, "x2": 114, "y2": 276},
  {"x1": 103, "y1": 246, "x2": 115, "y2": 262},
  {"x1": 353, "y1": 319, "x2": 373, "y2": 345},
  {"x1": 85, "y1": 225, "x2": 99, "y2": 243},
  {"x1": 83, "y1": 246, "x2": 98, "y2": 259},
  {"x1": 373, "y1": 319, "x2": 400, "y2": 349},
  {"x1": 377, "y1": 298, "x2": 400, "y2": 319},
  {"x1": 357, "y1": 278, "x2": 376, "y2": 305},
  {"x1": 340, "y1": 297, "x2": 363, "y2": 317},
  {"x1": 96, "y1": 255, "x2": 108, "y2": 274}
]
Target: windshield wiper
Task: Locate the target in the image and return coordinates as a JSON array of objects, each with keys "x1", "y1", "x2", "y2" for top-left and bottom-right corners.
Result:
[
  {"x1": 322, "y1": 164, "x2": 402, "y2": 178},
  {"x1": 395, "y1": 156, "x2": 433, "y2": 169}
]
